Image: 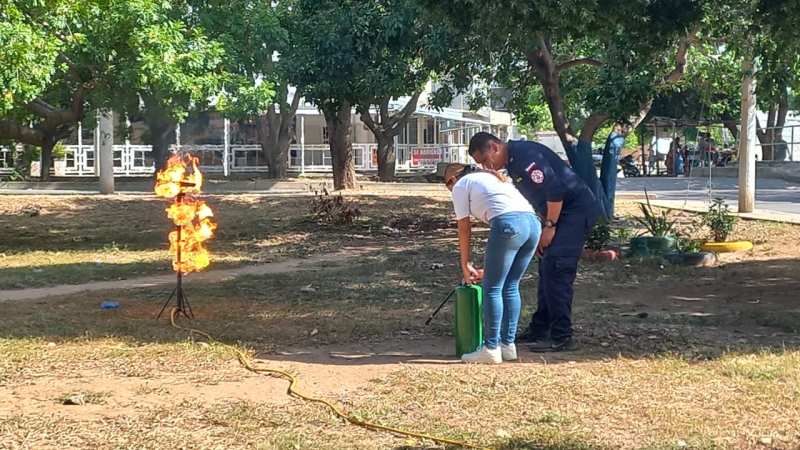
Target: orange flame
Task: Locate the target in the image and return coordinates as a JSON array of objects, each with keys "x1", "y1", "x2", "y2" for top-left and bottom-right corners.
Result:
[
  {"x1": 154, "y1": 154, "x2": 203, "y2": 198},
  {"x1": 154, "y1": 153, "x2": 216, "y2": 273}
]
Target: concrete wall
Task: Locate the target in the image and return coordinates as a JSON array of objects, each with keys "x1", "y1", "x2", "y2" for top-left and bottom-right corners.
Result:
[{"x1": 691, "y1": 161, "x2": 800, "y2": 183}]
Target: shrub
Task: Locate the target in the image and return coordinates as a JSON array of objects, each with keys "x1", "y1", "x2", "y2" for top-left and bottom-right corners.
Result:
[
  {"x1": 310, "y1": 187, "x2": 361, "y2": 225},
  {"x1": 634, "y1": 189, "x2": 676, "y2": 237},
  {"x1": 587, "y1": 222, "x2": 612, "y2": 251},
  {"x1": 701, "y1": 198, "x2": 737, "y2": 242}
]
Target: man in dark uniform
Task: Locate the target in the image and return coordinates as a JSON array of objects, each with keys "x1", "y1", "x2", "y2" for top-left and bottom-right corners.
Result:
[{"x1": 467, "y1": 132, "x2": 600, "y2": 352}]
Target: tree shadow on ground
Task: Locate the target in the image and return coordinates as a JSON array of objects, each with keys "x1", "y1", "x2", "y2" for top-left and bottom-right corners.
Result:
[
  {"x1": 0, "y1": 248, "x2": 798, "y2": 366},
  {"x1": 0, "y1": 193, "x2": 456, "y2": 290}
]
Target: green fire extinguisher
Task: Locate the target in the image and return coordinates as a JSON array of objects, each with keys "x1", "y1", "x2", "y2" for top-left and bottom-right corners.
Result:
[{"x1": 425, "y1": 284, "x2": 483, "y2": 357}]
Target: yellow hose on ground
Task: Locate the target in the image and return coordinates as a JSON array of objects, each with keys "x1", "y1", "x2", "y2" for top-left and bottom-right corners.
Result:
[{"x1": 169, "y1": 308, "x2": 489, "y2": 450}]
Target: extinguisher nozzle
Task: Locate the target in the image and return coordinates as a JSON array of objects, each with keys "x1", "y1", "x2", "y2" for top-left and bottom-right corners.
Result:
[{"x1": 424, "y1": 288, "x2": 456, "y2": 326}]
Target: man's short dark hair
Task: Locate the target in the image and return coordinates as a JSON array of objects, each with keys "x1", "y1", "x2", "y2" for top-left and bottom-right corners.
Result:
[{"x1": 468, "y1": 132, "x2": 502, "y2": 156}]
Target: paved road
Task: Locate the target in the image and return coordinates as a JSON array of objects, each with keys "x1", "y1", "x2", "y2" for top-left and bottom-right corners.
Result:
[{"x1": 616, "y1": 176, "x2": 800, "y2": 217}]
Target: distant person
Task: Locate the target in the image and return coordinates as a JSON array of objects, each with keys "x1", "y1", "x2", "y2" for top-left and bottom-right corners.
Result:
[
  {"x1": 444, "y1": 163, "x2": 541, "y2": 364},
  {"x1": 667, "y1": 137, "x2": 681, "y2": 176},
  {"x1": 675, "y1": 146, "x2": 685, "y2": 175},
  {"x1": 698, "y1": 133, "x2": 713, "y2": 167},
  {"x1": 467, "y1": 132, "x2": 601, "y2": 352}
]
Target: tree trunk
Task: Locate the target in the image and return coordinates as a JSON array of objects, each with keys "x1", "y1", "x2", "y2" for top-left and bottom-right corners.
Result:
[
  {"x1": 527, "y1": 38, "x2": 578, "y2": 152},
  {"x1": 755, "y1": 106, "x2": 790, "y2": 161},
  {"x1": 772, "y1": 91, "x2": 790, "y2": 160},
  {"x1": 270, "y1": 132, "x2": 291, "y2": 178},
  {"x1": 256, "y1": 115, "x2": 271, "y2": 169},
  {"x1": 38, "y1": 140, "x2": 55, "y2": 181},
  {"x1": 755, "y1": 91, "x2": 790, "y2": 161},
  {"x1": 256, "y1": 114, "x2": 290, "y2": 178},
  {"x1": 13, "y1": 145, "x2": 28, "y2": 176},
  {"x1": 324, "y1": 103, "x2": 356, "y2": 190},
  {"x1": 150, "y1": 122, "x2": 176, "y2": 174},
  {"x1": 540, "y1": 77, "x2": 576, "y2": 152},
  {"x1": 360, "y1": 93, "x2": 422, "y2": 182},
  {"x1": 258, "y1": 123, "x2": 294, "y2": 179},
  {"x1": 762, "y1": 107, "x2": 777, "y2": 160},
  {"x1": 254, "y1": 82, "x2": 301, "y2": 179},
  {"x1": 376, "y1": 135, "x2": 396, "y2": 182}
]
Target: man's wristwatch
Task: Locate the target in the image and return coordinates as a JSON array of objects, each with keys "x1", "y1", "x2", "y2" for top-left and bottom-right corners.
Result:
[{"x1": 543, "y1": 219, "x2": 557, "y2": 229}]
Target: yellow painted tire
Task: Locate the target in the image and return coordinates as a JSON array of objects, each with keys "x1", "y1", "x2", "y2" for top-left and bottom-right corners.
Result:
[{"x1": 701, "y1": 241, "x2": 753, "y2": 253}]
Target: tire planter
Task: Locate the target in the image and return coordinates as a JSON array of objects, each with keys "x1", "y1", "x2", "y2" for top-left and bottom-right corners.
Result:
[
  {"x1": 582, "y1": 248, "x2": 620, "y2": 262},
  {"x1": 701, "y1": 241, "x2": 753, "y2": 253},
  {"x1": 664, "y1": 252, "x2": 717, "y2": 267},
  {"x1": 629, "y1": 236, "x2": 676, "y2": 257}
]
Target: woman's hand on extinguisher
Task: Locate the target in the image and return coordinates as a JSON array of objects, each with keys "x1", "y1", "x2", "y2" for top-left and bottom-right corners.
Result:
[{"x1": 462, "y1": 262, "x2": 484, "y2": 284}]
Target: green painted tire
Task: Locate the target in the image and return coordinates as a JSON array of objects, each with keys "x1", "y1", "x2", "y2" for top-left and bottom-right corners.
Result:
[{"x1": 629, "y1": 236, "x2": 676, "y2": 257}]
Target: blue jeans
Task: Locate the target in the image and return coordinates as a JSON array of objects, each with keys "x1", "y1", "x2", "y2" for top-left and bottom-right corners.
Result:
[{"x1": 482, "y1": 212, "x2": 541, "y2": 349}]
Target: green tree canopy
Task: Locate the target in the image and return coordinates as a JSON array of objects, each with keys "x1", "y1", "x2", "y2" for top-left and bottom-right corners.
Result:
[
  {"x1": 0, "y1": 0, "x2": 224, "y2": 177},
  {"x1": 422, "y1": 0, "x2": 702, "y2": 147},
  {"x1": 284, "y1": 0, "x2": 457, "y2": 187},
  {"x1": 420, "y1": 0, "x2": 704, "y2": 218},
  {"x1": 191, "y1": 0, "x2": 287, "y2": 176}
]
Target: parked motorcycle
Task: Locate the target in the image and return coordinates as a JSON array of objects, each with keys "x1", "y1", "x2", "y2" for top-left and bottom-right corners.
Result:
[{"x1": 620, "y1": 155, "x2": 641, "y2": 177}]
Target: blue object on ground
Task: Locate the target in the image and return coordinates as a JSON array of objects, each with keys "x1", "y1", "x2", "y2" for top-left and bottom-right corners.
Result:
[{"x1": 101, "y1": 301, "x2": 120, "y2": 310}]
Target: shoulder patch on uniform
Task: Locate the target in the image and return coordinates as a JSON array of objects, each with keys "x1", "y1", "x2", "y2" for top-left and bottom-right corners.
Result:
[{"x1": 525, "y1": 163, "x2": 544, "y2": 184}]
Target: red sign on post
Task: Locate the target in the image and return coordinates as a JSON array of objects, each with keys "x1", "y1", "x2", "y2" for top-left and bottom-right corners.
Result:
[{"x1": 411, "y1": 147, "x2": 441, "y2": 166}]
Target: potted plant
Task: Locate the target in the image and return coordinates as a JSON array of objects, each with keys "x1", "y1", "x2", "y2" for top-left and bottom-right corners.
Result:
[
  {"x1": 699, "y1": 198, "x2": 753, "y2": 252},
  {"x1": 583, "y1": 222, "x2": 620, "y2": 262},
  {"x1": 630, "y1": 191, "x2": 676, "y2": 257}
]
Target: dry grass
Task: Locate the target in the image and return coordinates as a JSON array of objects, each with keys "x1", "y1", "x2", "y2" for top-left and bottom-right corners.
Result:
[
  {"x1": 1, "y1": 194, "x2": 800, "y2": 449},
  {"x1": 349, "y1": 351, "x2": 800, "y2": 449},
  {"x1": 3, "y1": 352, "x2": 798, "y2": 449},
  {"x1": 0, "y1": 336, "x2": 239, "y2": 384},
  {"x1": 0, "y1": 192, "x2": 455, "y2": 289}
]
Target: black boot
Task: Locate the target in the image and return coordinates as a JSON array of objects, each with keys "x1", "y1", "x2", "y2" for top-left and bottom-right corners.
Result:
[
  {"x1": 528, "y1": 336, "x2": 576, "y2": 353},
  {"x1": 517, "y1": 327, "x2": 549, "y2": 344}
]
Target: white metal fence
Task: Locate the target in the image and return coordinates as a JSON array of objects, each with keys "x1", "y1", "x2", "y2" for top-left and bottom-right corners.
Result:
[
  {"x1": 27, "y1": 142, "x2": 469, "y2": 177},
  {"x1": 62, "y1": 144, "x2": 156, "y2": 176},
  {"x1": 287, "y1": 143, "x2": 375, "y2": 172},
  {"x1": 178, "y1": 144, "x2": 270, "y2": 173},
  {"x1": 0, "y1": 145, "x2": 14, "y2": 174}
]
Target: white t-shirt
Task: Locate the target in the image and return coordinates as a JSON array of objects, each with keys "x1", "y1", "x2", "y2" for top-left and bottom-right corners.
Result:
[{"x1": 451, "y1": 172, "x2": 534, "y2": 223}]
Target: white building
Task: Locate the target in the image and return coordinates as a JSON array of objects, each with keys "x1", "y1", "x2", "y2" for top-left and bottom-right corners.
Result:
[{"x1": 9, "y1": 81, "x2": 513, "y2": 178}]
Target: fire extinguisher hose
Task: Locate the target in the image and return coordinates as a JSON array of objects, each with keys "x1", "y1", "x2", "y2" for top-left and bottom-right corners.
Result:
[{"x1": 168, "y1": 308, "x2": 489, "y2": 450}]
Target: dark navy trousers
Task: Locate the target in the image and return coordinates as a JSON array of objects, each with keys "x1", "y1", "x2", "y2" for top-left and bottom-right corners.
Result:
[{"x1": 527, "y1": 211, "x2": 597, "y2": 340}]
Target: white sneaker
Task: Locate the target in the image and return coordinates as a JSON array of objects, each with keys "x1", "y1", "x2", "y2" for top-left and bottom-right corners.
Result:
[
  {"x1": 461, "y1": 346, "x2": 502, "y2": 364},
  {"x1": 501, "y1": 343, "x2": 517, "y2": 361}
]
